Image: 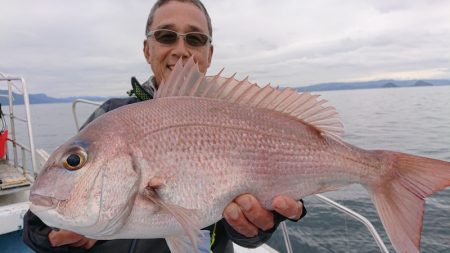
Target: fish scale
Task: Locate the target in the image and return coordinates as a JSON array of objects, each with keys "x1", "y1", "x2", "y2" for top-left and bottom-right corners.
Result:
[{"x1": 116, "y1": 97, "x2": 370, "y2": 213}]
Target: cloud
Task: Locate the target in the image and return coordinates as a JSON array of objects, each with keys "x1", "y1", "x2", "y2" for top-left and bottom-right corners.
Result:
[{"x1": 0, "y1": 0, "x2": 449, "y2": 97}]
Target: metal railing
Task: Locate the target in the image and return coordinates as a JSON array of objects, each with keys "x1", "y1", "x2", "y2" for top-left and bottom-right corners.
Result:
[
  {"x1": 0, "y1": 73, "x2": 37, "y2": 183},
  {"x1": 314, "y1": 194, "x2": 389, "y2": 252},
  {"x1": 71, "y1": 99, "x2": 389, "y2": 253},
  {"x1": 72, "y1": 99, "x2": 102, "y2": 131},
  {"x1": 278, "y1": 194, "x2": 389, "y2": 253}
]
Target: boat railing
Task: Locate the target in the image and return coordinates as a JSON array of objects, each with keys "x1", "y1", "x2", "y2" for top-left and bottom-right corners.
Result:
[
  {"x1": 0, "y1": 73, "x2": 37, "y2": 195},
  {"x1": 71, "y1": 98, "x2": 389, "y2": 253},
  {"x1": 72, "y1": 99, "x2": 104, "y2": 131}
]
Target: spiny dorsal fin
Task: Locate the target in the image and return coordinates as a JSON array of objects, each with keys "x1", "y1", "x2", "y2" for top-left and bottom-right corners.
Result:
[{"x1": 157, "y1": 57, "x2": 344, "y2": 139}]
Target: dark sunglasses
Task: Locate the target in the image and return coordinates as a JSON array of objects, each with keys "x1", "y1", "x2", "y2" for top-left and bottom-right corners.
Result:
[{"x1": 146, "y1": 29, "x2": 212, "y2": 47}]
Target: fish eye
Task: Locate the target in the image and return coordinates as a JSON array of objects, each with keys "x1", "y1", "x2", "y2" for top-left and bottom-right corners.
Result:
[{"x1": 63, "y1": 149, "x2": 87, "y2": 171}]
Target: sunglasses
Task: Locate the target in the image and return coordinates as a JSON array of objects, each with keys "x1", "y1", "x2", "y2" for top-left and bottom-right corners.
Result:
[{"x1": 147, "y1": 29, "x2": 212, "y2": 47}]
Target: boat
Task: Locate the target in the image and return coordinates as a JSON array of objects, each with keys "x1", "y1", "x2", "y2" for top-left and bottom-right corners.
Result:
[
  {"x1": 0, "y1": 73, "x2": 48, "y2": 253},
  {"x1": 0, "y1": 73, "x2": 389, "y2": 253}
]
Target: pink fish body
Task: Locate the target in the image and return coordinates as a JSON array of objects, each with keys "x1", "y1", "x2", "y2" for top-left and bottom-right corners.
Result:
[{"x1": 30, "y1": 58, "x2": 450, "y2": 253}]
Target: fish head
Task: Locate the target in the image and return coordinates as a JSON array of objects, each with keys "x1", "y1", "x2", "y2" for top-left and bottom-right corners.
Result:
[{"x1": 30, "y1": 118, "x2": 141, "y2": 237}]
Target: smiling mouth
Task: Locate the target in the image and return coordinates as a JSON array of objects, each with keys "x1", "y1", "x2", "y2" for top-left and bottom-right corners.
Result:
[{"x1": 167, "y1": 60, "x2": 190, "y2": 70}]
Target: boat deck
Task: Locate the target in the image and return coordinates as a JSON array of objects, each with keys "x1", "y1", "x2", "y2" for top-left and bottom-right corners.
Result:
[
  {"x1": 0, "y1": 160, "x2": 31, "y2": 196},
  {"x1": 0, "y1": 162, "x2": 31, "y2": 236}
]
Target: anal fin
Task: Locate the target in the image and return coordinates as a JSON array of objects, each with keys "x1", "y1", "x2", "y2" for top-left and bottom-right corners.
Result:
[{"x1": 166, "y1": 230, "x2": 211, "y2": 253}]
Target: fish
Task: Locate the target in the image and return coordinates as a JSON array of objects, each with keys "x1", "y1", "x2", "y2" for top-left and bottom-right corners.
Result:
[{"x1": 30, "y1": 57, "x2": 450, "y2": 253}]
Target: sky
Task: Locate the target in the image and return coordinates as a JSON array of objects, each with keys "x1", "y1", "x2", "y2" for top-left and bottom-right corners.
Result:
[{"x1": 1, "y1": 0, "x2": 449, "y2": 97}]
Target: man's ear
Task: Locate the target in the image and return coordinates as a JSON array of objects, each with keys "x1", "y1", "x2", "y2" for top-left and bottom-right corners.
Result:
[
  {"x1": 207, "y1": 44, "x2": 214, "y2": 68},
  {"x1": 143, "y1": 40, "x2": 152, "y2": 64}
]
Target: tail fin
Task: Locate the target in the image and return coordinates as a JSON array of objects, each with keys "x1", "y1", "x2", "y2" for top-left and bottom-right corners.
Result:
[{"x1": 369, "y1": 151, "x2": 450, "y2": 253}]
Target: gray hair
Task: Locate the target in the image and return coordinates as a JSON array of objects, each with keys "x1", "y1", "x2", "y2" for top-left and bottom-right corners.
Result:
[{"x1": 145, "y1": 0, "x2": 212, "y2": 37}]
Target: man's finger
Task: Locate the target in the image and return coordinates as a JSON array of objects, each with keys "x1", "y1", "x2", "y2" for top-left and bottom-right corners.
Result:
[
  {"x1": 272, "y1": 196, "x2": 303, "y2": 220},
  {"x1": 223, "y1": 202, "x2": 259, "y2": 237},
  {"x1": 234, "y1": 194, "x2": 274, "y2": 231},
  {"x1": 48, "y1": 229, "x2": 84, "y2": 247},
  {"x1": 82, "y1": 239, "x2": 97, "y2": 249},
  {"x1": 69, "y1": 237, "x2": 97, "y2": 249},
  {"x1": 70, "y1": 238, "x2": 90, "y2": 248}
]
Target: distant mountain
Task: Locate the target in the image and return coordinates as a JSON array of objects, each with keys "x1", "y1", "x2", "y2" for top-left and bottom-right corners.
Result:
[
  {"x1": 2, "y1": 78, "x2": 449, "y2": 105},
  {"x1": 413, "y1": 80, "x2": 433, "y2": 87},
  {"x1": 0, "y1": 90, "x2": 107, "y2": 105},
  {"x1": 382, "y1": 82, "x2": 398, "y2": 88},
  {"x1": 297, "y1": 79, "x2": 450, "y2": 92}
]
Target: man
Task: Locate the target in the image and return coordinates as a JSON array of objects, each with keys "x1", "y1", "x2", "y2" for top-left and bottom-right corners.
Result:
[{"x1": 23, "y1": 1, "x2": 306, "y2": 252}]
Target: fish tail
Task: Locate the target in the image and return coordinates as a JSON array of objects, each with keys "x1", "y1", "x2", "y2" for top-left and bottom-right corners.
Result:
[{"x1": 369, "y1": 151, "x2": 450, "y2": 253}]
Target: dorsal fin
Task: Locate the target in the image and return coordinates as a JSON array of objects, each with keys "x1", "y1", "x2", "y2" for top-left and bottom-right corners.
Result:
[{"x1": 157, "y1": 57, "x2": 344, "y2": 139}]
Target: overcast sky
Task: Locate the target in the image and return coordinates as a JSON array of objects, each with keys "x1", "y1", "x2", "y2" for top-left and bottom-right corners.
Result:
[{"x1": 1, "y1": 0, "x2": 449, "y2": 97}]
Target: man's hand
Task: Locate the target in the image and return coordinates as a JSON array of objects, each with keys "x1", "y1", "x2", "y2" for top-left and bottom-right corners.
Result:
[
  {"x1": 223, "y1": 194, "x2": 303, "y2": 237},
  {"x1": 48, "y1": 229, "x2": 97, "y2": 249}
]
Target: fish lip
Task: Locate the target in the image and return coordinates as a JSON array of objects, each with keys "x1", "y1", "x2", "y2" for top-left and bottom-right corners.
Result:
[{"x1": 30, "y1": 194, "x2": 59, "y2": 209}]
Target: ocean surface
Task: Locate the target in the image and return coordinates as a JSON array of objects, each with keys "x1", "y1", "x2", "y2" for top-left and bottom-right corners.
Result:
[{"x1": 4, "y1": 86, "x2": 450, "y2": 252}]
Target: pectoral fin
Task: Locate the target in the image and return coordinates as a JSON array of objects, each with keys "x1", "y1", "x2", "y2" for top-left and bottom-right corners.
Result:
[{"x1": 143, "y1": 181, "x2": 203, "y2": 253}]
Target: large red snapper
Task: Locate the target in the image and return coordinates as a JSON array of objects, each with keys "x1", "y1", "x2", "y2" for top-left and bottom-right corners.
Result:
[{"x1": 30, "y1": 58, "x2": 450, "y2": 253}]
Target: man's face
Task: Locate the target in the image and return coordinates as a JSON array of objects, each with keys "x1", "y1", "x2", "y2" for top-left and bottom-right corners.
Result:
[{"x1": 143, "y1": 1, "x2": 214, "y2": 87}]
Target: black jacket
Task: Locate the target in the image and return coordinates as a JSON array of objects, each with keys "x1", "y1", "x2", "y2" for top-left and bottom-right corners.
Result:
[{"x1": 23, "y1": 80, "x2": 306, "y2": 253}]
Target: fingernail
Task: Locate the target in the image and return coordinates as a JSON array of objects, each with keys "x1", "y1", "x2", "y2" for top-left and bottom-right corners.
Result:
[
  {"x1": 275, "y1": 198, "x2": 288, "y2": 210},
  {"x1": 248, "y1": 229, "x2": 258, "y2": 237},
  {"x1": 289, "y1": 214, "x2": 299, "y2": 220},
  {"x1": 227, "y1": 205, "x2": 240, "y2": 220},
  {"x1": 237, "y1": 196, "x2": 252, "y2": 211}
]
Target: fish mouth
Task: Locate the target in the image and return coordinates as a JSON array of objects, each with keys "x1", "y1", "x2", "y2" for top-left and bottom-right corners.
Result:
[
  {"x1": 30, "y1": 194, "x2": 58, "y2": 208},
  {"x1": 167, "y1": 65, "x2": 174, "y2": 71},
  {"x1": 30, "y1": 194, "x2": 59, "y2": 213},
  {"x1": 30, "y1": 168, "x2": 105, "y2": 234}
]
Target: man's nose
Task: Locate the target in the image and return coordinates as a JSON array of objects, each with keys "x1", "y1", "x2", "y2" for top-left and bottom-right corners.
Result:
[{"x1": 171, "y1": 37, "x2": 190, "y2": 58}]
